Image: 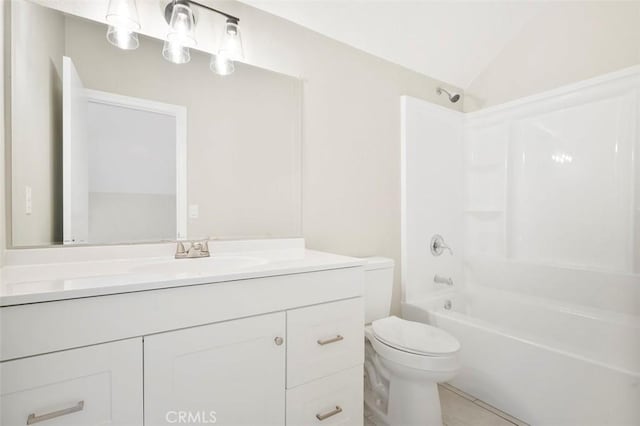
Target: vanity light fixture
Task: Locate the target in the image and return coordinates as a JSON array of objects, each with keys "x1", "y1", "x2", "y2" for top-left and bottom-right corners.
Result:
[
  {"x1": 105, "y1": 0, "x2": 141, "y2": 50},
  {"x1": 106, "y1": 0, "x2": 244, "y2": 74},
  {"x1": 163, "y1": 0, "x2": 243, "y2": 74}
]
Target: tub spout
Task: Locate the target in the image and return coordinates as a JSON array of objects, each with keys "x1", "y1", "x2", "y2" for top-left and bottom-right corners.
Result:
[{"x1": 434, "y1": 274, "x2": 453, "y2": 286}]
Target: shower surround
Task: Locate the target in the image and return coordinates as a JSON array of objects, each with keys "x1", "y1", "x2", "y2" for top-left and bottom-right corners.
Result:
[{"x1": 400, "y1": 67, "x2": 640, "y2": 425}]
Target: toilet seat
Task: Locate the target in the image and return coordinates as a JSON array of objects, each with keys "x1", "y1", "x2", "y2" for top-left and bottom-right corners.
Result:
[
  {"x1": 365, "y1": 326, "x2": 459, "y2": 373},
  {"x1": 372, "y1": 316, "x2": 460, "y2": 356}
]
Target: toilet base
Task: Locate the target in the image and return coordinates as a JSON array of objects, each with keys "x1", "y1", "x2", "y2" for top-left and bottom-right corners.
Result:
[
  {"x1": 364, "y1": 333, "x2": 459, "y2": 426},
  {"x1": 364, "y1": 363, "x2": 444, "y2": 426}
]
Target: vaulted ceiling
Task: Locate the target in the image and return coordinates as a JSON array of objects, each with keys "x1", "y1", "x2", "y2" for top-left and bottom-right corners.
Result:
[{"x1": 242, "y1": 1, "x2": 546, "y2": 89}]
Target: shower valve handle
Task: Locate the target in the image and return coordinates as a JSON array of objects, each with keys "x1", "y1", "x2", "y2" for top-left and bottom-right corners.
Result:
[{"x1": 430, "y1": 234, "x2": 453, "y2": 256}]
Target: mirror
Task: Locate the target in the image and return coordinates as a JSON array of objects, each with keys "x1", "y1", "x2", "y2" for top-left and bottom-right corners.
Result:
[{"x1": 8, "y1": 0, "x2": 302, "y2": 247}]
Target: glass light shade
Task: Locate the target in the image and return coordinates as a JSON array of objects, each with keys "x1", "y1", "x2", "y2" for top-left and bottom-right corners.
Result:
[
  {"x1": 210, "y1": 52, "x2": 234, "y2": 76},
  {"x1": 106, "y1": 0, "x2": 141, "y2": 29},
  {"x1": 106, "y1": 26, "x2": 139, "y2": 50},
  {"x1": 163, "y1": 40, "x2": 191, "y2": 64},
  {"x1": 166, "y1": 3, "x2": 197, "y2": 48},
  {"x1": 105, "y1": 0, "x2": 141, "y2": 50},
  {"x1": 219, "y1": 20, "x2": 244, "y2": 61}
]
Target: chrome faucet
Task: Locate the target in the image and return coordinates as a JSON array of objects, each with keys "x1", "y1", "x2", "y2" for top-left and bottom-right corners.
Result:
[
  {"x1": 430, "y1": 234, "x2": 453, "y2": 256},
  {"x1": 175, "y1": 240, "x2": 210, "y2": 259},
  {"x1": 434, "y1": 274, "x2": 453, "y2": 286}
]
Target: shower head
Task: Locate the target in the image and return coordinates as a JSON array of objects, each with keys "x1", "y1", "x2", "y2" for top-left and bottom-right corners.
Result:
[{"x1": 436, "y1": 87, "x2": 461, "y2": 103}]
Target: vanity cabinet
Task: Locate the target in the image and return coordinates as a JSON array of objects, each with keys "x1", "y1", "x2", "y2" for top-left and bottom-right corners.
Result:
[
  {"x1": 144, "y1": 312, "x2": 286, "y2": 425},
  {"x1": 0, "y1": 265, "x2": 365, "y2": 426},
  {"x1": 0, "y1": 339, "x2": 143, "y2": 426}
]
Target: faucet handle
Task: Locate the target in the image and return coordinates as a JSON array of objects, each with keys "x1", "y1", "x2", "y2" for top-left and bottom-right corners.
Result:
[
  {"x1": 175, "y1": 241, "x2": 187, "y2": 258},
  {"x1": 175, "y1": 239, "x2": 210, "y2": 259}
]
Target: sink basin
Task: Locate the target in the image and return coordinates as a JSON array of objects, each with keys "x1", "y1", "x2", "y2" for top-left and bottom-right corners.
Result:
[{"x1": 131, "y1": 255, "x2": 269, "y2": 275}]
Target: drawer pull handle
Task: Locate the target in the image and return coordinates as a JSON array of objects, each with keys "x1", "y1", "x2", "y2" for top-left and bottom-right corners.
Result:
[
  {"x1": 316, "y1": 405, "x2": 343, "y2": 421},
  {"x1": 317, "y1": 335, "x2": 344, "y2": 346},
  {"x1": 27, "y1": 400, "x2": 84, "y2": 425}
]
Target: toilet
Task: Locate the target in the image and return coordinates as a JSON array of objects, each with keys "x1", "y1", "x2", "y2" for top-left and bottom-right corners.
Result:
[{"x1": 363, "y1": 258, "x2": 461, "y2": 426}]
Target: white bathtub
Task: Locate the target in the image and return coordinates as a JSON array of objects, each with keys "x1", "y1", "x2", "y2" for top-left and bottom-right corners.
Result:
[{"x1": 402, "y1": 263, "x2": 640, "y2": 425}]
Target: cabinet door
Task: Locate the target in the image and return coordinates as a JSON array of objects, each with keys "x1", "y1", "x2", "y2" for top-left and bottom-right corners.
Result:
[
  {"x1": 0, "y1": 339, "x2": 143, "y2": 426},
  {"x1": 144, "y1": 312, "x2": 286, "y2": 426}
]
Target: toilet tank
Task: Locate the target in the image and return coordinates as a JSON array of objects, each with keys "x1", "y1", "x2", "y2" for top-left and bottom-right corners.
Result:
[{"x1": 363, "y1": 257, "x2": 395, "y2": 324}]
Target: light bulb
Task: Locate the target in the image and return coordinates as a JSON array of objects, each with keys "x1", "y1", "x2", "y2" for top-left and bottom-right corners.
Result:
[
  {"x1": 163, "y1": 40, "x2": 191, "y2": 64},
  {"x1": 107, "y1": 25, "x2": 139, "y2": 50},
  {"x1": 210, "y1": 51, "x2": 234, "y2": 76}
]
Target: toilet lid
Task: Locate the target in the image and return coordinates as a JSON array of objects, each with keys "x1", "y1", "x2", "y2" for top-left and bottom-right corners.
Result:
[{"x1": 371, "y1": 316, "x2": 460, "y2": 356}]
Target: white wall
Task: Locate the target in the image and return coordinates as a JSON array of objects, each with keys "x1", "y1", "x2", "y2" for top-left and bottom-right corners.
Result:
[
  {"x1": 0, "y1": 1, "x2": 6, "y2": 265},
  {"x1": 401, "y1": 97, "x2": 464, "y2": 304},
  {"x1": 464, "y1": 1, "x2": 640, "y2": 112},
  {"x1": 10, "y1": 0, "x2": 65, "y2": 246}
]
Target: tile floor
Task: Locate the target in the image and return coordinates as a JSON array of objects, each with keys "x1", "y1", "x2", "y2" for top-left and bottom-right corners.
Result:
[{"x1": 364, "y1": 383, "x2": 529, "y2": 426}]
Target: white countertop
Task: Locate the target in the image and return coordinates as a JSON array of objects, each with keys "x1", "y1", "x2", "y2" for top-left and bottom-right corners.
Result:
[{"x1": 0, "y1": 239, "x2": 366, "y2": 306}]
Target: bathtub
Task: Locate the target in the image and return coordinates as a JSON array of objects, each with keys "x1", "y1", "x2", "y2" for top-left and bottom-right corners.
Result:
[{"x1": 402, "y1": 262, "x2": 640, "y2": 425}]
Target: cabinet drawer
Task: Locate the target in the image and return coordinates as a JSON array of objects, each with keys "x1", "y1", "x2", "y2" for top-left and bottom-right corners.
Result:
[
  {"x1": 287, "y1": 298, "x2": 364, "y2": 387},
  {"x1": 0, "y1": 339, "x2": 143, "y2": 426},
  {"x1": 286, "y1": 365, "x2": 363, "y2": 426}
]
